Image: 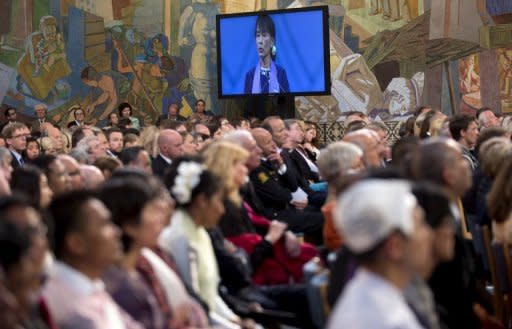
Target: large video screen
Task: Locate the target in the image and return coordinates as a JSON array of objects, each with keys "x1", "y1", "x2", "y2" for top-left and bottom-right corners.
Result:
[{"x1": 216, "y1": 6, "x2": 331, "y2": 98}]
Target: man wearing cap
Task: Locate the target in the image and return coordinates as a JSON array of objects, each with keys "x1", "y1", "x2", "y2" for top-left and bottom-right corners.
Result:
[{"x1": 327, "y1": 180, "x2": 429, "y2": 329}]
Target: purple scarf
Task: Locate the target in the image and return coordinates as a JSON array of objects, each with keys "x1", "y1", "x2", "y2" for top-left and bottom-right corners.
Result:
[{"x1": 252, "y1": 60, "x2": 279, "y2": 93}]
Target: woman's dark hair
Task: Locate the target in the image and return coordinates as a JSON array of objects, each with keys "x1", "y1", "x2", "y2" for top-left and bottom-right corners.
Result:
[
  {"x1": 255, "y1": 14, "x2": 276, "y2": 60},
  {"x1": 24, "y1": 137, "x2": 41, "y2": 160},
  {"x1": 0, "y1": 218, "x2": 31, "y2": 273},
  {"x1": 119, "y1": 146, "x2": 145, "y2": 166},
  {"x1": 10, "y1": 165, "x2": 44, "y2": 208},
  {"x1": 412, "y1": 182, "x2": 454, "y2": 228},
  {"x1": 164, "y1": 157, "x2": 221, "y2": 208},
  {"x1": 98, "y1": 177, "x2": 159, "y2": 251},
  {"x1": 118, "y1": 102, "x2": 133, "y2": 117}
]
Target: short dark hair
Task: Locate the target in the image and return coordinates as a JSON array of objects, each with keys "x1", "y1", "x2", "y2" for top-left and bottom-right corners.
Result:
[
  {"x1": 255, "y1": 14, "x2": 276, "y2": 59},
  {"x1": 118, "y1": 102, "x2": 133, "y2": 116},
  {"x1": 449, "y1": 114, "x2": 476, "y2": 141},
  {"x1": 105, "y1": 127, "x2": 123, "y2": 141},
  {"x1": 31, "y1": 154, "x2": 58, "y2": 178},
  {"x1": 4, "y1": 107, "x2": 15, "y2": 117},
  {"x1": 0, "y1": 218, "x2": 31, "y2": 273},
  {"x1": 345, "y1": 120, "x2": 367, "y2": 133},
  {"x1": 412, "y1": 182, "x2": 453, "y2": 228},
  {"x1": 10, "y1": 165, "x2": 44, "y2": 208},
  {"x1": 164, "y1": 157, "x2": 221, "y2": 208},
  {"x1": 98, "y1": 177, "x2": 159, "y2": 251},
  {"x1": 119, "y1": 146, "x2": 145, "y2": 166},
  {"x1": 71, "y1": 127, "x2": 89, "y2": 147},
  {"x1": 195, "y1": 99, "x2": 205, "y2": 107},
  {"x1": 48, "y1": 190, "x2": 97, "y2": 259}
]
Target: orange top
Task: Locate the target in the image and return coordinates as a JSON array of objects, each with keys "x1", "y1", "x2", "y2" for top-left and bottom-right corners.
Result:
[{"x1": 322, "y1": 200, "x2": 343, "y2": 251}]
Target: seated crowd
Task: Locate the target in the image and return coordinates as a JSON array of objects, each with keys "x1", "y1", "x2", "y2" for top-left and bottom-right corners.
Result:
[{"x1": 0, "y1": 101, "x2": 511, "y2": 329}]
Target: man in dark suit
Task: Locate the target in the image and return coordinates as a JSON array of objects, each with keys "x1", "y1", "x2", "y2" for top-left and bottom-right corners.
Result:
[
  {"x1": 0, "y1": 106, "x2": 18, "y2": 132},
  {"x1": 152, "y1": 129, "x2": 183, "y2": 178},
  {"x1": 156, "y1": 104, "x2": 186, "y2": 127},
  {"x1": 249, "y1": 128, "x2": 323, "y2": 241},
  {"x1": 262, "y1": 116, "x2": 325, "y2": 208},
  {"x1": 2, "y1": 122, "x2": 29, "y2": 168},
  {"x1": 30, "y1": 104, "x2": 53, "y2": 135}
]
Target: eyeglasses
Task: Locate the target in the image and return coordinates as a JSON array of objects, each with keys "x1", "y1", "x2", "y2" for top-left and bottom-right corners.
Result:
[{"x1": 11, "y1": 134, "x2": 31, "y2": 139}]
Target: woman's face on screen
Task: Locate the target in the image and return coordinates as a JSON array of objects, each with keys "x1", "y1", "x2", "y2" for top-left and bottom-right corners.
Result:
[{"x1": 256, "y1": 26, "x2": 273, "y2": 60}]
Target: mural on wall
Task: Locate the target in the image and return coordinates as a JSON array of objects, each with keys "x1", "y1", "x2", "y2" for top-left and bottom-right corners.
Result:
[
  {"x1": 497, "y1": 48, "x2": 512, "y2": 113},
  {"x1": 0, "y1": 0, "x2": 447, "y2": 126},
  {"x1": 458, "y1": 54, "x2": 481, "y2": 114}
]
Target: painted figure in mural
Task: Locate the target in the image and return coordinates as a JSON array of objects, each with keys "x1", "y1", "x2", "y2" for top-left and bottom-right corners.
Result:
[
  {"x1": 17, "y1": 15, "x2": 71, "y2": 101},
  {"x1": 497, "y1": 49, "x2": 512, "y2": 98},
  {"x1": 459, "y1": 54, "x2": 480, "y2": 95},
  {"x1": 80, "y1": 66, "x2": 118, "y2": 122},
  {"x1": 244, "y1": 14, "x2": 289, "y2": 94},
  {"x1": 178, "y1": 0, "x2": 219, "y2": 113},
  {"x1": 144, "y1": 34, "x2": 189, "y2": 112},
  {"x1": 369, "y1": 0, "x2": 416, "y2": 22}
]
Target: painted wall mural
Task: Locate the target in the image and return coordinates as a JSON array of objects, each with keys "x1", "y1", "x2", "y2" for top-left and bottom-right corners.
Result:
[
  {"x1": 6, "y1": 0, "x2": 497, "y2": 126},
  {"x1": 497, "y1": 48, "x2": 512, "y2": 113},
  {"x1": 458, "y1": 54, "x2": 482, "y2": 114}
]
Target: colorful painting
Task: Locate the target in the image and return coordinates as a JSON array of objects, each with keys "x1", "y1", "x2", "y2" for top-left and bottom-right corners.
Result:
[
  {"x1": 0, "y1": 0, "x2": 434, "y2": 125},
  {"x1": 458, "y1": 54, "x2": 481, "y2": 114},
  {"x1": 497, "y1": 48, "x2": 512, "y2": 113}
]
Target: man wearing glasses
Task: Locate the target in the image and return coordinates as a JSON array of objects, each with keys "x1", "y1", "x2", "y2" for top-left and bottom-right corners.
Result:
[{"x1": 2, "y1": 122, "x2": 30, "y2": 168}]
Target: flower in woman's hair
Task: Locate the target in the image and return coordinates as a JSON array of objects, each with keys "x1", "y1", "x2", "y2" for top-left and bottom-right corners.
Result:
[{"x1": 171, "y1": 162, "x2": 204, "y2": 204}]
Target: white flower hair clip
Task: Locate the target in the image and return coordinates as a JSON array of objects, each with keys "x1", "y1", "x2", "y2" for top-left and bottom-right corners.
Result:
[{"x1": 171, "y1": 162, "x2": 204, "y2": 204}]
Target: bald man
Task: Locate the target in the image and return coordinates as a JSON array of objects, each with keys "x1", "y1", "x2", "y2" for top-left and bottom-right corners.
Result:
[
  {"x1": 343, "y1": 128, "x2": 385, "y2": 168},
  {"x1": 152, "y1": 129, "x2": 183, "y2": 178}
]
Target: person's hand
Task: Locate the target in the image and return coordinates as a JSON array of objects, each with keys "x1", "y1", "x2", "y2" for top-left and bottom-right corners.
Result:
[
  {"x1": 267, "y1": 151, "x2": 283, "y2": 168},
  {"x1": 265, "y1": 220, "x2": 287, "y2": 244},
  {"x1": 291, "y1": 200, "x2": 308, "y2": 211},
  {"x1": 240, "y1": 318, "x2": 258, "y2": 329},
  {"x1": 284, "y1": 231, "x2": 301, "y2": 258}
]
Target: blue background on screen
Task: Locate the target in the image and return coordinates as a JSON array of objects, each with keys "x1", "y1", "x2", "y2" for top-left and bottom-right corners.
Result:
[{"x1": 219, "y1": 10, "x2": 326, "y2": 96}]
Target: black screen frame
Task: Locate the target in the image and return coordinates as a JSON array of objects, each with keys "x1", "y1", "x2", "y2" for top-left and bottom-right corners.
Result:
[{"x1": 215, "y1": 5, "x2": 332, "y2": 99}]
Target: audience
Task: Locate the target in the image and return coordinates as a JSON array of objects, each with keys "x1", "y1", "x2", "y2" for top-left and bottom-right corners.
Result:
[{"x1": 2, "y1": 96, "x2": 512, "y2": 329}]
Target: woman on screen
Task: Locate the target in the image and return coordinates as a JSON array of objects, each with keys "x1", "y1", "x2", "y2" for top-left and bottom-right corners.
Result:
[{"x1": 244, "y1": 14, "x2": 289, "y2": 94}]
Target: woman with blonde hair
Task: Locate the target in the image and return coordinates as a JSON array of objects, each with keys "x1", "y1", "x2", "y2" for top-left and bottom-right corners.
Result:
[
  {"x1": 138, "y1": 125, "x2": 160, "y2": 158},
  {"x1": 202, "y1": 141, "x2": 317, "y2": 286}
]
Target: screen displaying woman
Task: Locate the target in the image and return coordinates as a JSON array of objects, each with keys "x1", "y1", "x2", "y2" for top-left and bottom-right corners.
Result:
[{"x1": 244, "y1": 14, "x2": 289, "y2": 94}]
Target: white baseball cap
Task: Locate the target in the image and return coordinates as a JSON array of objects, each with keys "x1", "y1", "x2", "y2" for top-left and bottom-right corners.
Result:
[{"x1": 334, "y1": 179, "x2": 417, "y2": 254}]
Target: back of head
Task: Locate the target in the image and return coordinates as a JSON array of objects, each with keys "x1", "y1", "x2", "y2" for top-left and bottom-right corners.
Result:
[
  {"x1": 335, "y1": 179, "x2": 416, "y2": 256},
  {"x1": 165, "y1": 157, "x2": 221, "y2": 209},
  {"x1": 410, "y1": 138, "x2": 456, "y2": 186},
  {"x1": 0, "y1": 218, "x2": 31, "y2": 274},
  {"x1": 317, "y1": 141, "x2": 363, "y2": 182},
  {"x1": 10, "y1": 165, "x2": 43, "y2": 207},
  {"x1": 487, "y1": 155, "x2": 512, "y2": 223},
  {"x1": 119, "y1": 146, "x2": 144, "y2": 166},
  {"x1": 479, "y1": 137, "x2": 512, "y2": 179},
  {"x1": 412, "y1": 182, "x2": 453, "y2": 229}
]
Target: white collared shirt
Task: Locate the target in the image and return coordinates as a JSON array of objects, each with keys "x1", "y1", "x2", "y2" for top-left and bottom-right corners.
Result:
[
  {"x1": 327, "y1": 268, "x2": 423, "y2": 329},
  {"x1": 159, "y1": 153, "x2": 172, "y2": 164},
  {"x1": 50, "y1": 261, "x2": 127, "y2": 329}
]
